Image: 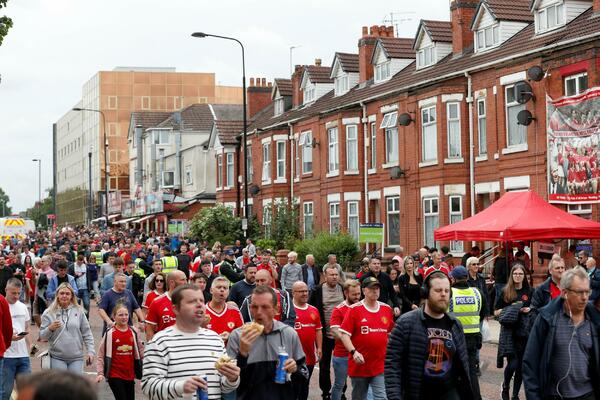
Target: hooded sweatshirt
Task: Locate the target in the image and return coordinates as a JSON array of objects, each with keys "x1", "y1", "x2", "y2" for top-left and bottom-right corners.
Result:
[{"x1": 40, "y1": 304, "x2": 95, "y2": 361}]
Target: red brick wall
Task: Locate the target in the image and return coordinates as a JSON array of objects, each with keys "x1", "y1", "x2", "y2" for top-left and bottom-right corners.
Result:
[
  {"x1": 451, "y1": 0, "x2": 478, "y2": 55},
  {"x1": 247, "y1": 78, "x2": 272, "y2": 119}
]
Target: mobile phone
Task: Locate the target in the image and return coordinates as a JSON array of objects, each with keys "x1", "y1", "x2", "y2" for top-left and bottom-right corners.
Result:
[{"x1": 17, "y1": 332, "x2": 28, "y2": 337}]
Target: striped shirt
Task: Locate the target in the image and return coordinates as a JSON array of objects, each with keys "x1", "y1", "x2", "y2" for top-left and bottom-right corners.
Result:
[{"x1": 142, "y1": 326, "x2": 239, "y2": 400}]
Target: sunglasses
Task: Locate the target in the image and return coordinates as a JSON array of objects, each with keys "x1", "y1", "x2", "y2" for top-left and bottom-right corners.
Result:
[{"x1": 155, "y1": 279, "x2": 165, "y2": 282}]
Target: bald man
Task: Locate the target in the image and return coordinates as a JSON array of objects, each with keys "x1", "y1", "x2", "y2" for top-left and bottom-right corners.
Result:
[
  {"x1": 292, "y1": 281, "x2": 322, "y2": 400},
  {"x1": 586, "y1": 257, "x2": 600, "y2": 301},
  {"x1": 239, "y1": 270, "x2": 295, "y2": 326},
  {"x1": 145, "y1": 270, "x2": 188, "y2": 341}
]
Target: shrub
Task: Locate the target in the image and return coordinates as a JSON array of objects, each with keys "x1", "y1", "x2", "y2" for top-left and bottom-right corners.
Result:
[
  {"x1": 256, "y1": 238, "x2": 276, "y2": 252},
  {"x1": 266, "y1": 199, "x2": 301, "y2": 250},
  {"x1": 294, "y1": 232, "x2": 359, "y2": 271},
  {"x1": 189, "y1": 205, "x2": 261, "y2": 245}
]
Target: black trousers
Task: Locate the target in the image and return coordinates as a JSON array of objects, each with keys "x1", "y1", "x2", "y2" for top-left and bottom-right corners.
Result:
[
  {"x1": 465, "y1": 333, "x2": 482, "y2": 400},
  {"x1": 108, "y1": 378, "x2": 135, "y2": 400},
  {"x1": 319, "y1": 336, "x2": 336, "y2": 397},
  {"x1": 292, "y1": 364, "x2": 315, "y2": 400}
]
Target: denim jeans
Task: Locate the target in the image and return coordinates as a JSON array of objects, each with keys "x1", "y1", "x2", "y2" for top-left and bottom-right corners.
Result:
[
  {"x1": 331, "y1": 356, "x2": 348, "y2": 400},
  {"x1": 2, "y1": 357, "x2": 31, "y2": 400},
  {"x1": 78, "y1": 289, "x2": 90, "y2": 316},
  {"x1": 494, "y1": 283, "x2": 506, "y2": 305},
  {"x1": 350, "y1": 374, "x2": 385, "y2": 400},
  {"x1": 0, "y1": 358, "x2": 4, "y2": 400},
  {"x1": 50, "y1": 357, "x2": 84, "y2": 373}
]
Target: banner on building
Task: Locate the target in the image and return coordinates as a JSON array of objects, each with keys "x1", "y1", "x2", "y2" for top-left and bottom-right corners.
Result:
[
  {"x1": 547, "y1": 87, "x2": 600, "y2": 204},
  {"x1": 108, "y1": 192, "x2": 123, "y2": 214},
  {"x1": 121, "y1": 190, "x2": 164, "y2": 218},
  {"x1": 358, "y1": 223, "x2": 384, "y2": 244}
]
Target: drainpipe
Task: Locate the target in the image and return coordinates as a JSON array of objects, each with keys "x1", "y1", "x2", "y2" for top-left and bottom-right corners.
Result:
[
  {"x1": 288, "y1": 123, "x2": 294, "y2": 202},
  {"x1": 360, "y1": 102, "x2": 369, "y2": 222},
  {"x1": 465, "y1": 72, "x2": 476, "y2": 245}
]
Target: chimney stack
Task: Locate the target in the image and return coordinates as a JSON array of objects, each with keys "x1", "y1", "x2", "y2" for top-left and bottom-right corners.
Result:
[
  {"x1": 594, "y1": 0, "x2": 600, "y2": 13},
  {"x1": 358, "y1": 25, "x2": 394, "y2": 83},
  {"x1": 314, "y1": 58, "x2": 322, "y2": 67},
  {"x1": 247, "y1": 77, "x2": 273, "y2": 119},
  {"x1": 451, "y1": 0, "x2": 478, "y2": 55},
  {"x1": 292, "y1": 65, "x2": 304, "y2": 108}
]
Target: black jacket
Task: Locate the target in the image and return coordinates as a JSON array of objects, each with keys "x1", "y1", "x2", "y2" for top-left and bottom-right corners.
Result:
[
  {"x1": 309, "y1": 283, "x2": 344, "y2": 336},
  {"x1": 301, "y1": 263, "x2": 320, "y2": 291},
  {"x1": 384, "y1": 308, "x2": 474, "y2": 400},
  {"x1": 523, "y1": 297, "x2": 600, "y2": 400},
  {"x1": 359, "y1": 271, "x2": 401, "y2": 309},
  {"x1": 220, "y1": 259, "x2": 244, "y2": 283},
  {"x1": 531, "y1": 277, "x2": 555, "y2": 310},
  {"x1": 467, "y1": 273, "x2": 490, "y2": 317}
]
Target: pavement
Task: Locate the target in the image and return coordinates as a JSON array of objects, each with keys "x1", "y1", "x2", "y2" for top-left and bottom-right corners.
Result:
[{"x1": 19, "y1": 304, "x2": 516, "y2": 400}]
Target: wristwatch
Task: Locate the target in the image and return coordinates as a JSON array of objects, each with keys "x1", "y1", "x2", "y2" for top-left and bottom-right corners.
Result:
[{"x1": 350, "y1": 349, "x2": 356, "y2": 356}]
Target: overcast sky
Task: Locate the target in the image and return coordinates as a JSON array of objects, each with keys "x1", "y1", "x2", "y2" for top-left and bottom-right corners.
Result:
[{"x1": 0, "y1": 0, "x2": 450, "y2": 213}]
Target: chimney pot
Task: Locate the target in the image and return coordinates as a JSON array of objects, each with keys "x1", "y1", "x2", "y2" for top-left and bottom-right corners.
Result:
[
  {"x1": 249, "y1": 77, "x2": 255, "y2": 86},
  {"x1": 362, "y1": 26, "x2": 368, "y2": 36},
  {"x1": 315, "y1": 58, "x2": 322, "y2": 66},
  {"x1": 268, "y1": 82, "x2": 272, "y2": 87},
  {"x1": 261, "y1": 78, "x2": 266, "y2": 86}
]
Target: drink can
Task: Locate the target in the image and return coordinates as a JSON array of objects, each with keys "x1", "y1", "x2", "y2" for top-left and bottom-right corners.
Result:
[
  {"x1": 196, "y1": 376, "x2": 209, "y2": 400},
  {"x1": 275, "y1": 350, "x2": 288, "y2": 384}
]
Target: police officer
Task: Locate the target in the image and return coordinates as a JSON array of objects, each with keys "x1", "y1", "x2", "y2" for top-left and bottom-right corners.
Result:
[
  {"x1": 134, "y1": 250, "x2": 152, "y2": 278},
  {"x1": 90, "y1": 245, "x2": 103, "y2": 267},
  {"x1": 219, "y1": 249, "x2": 244, "y2": 285},
  {"x1": 449, "y1": 266, "x2": 483, "y2": 400},
  {"x1": 160, "y1": 246, "x2": 178, "y2": 274}
]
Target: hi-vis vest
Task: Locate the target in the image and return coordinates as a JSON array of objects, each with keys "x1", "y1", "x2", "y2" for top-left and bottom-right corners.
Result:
[
  {"x1": 449, "y1": 287, "x2": 482, "y2": 334},
  {"x1": 91, "y1": 251, "x2": 103, "y2": 266},
  {"x1": 161, "y1": 256, "x2": 178, "y2": 273},
  {"x1": 134, "y1": 258, "x2": 146, "y2": 278}
]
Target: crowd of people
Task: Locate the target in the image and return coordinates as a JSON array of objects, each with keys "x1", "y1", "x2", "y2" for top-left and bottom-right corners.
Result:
[{"x1": 0, "y1": 227, "x2": 600, "y2": 400}]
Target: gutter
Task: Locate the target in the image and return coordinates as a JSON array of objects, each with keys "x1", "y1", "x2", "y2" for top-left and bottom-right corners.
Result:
[{"x1": 465, "y1": 71, "x2": 476, "y2": 246}]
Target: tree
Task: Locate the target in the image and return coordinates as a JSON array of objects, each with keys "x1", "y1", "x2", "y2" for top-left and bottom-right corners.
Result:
[
  {"x1": 0, "y1": 187, "x2": 12, "y2": 217},
  {"x1": 267, "y1": 199, "x2": 301, "y2": 250},
  {"x1": 189, "y1": 204, "x2": 260, "y2": 245},
  {"x1": 24, "y1": 188, "x2": 53, "y2": 228},
  {"x1": 0, "y1": 1, "x2": 13, "y2": 47}
]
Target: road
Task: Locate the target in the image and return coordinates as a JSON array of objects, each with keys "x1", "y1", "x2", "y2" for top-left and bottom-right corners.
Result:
[{"x1": 23, "y1": 303, "x2": 521, "y2": 400}]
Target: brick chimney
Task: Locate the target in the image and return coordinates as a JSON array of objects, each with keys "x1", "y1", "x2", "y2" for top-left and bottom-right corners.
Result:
[
  {"x1": 247, "y1": 77, "x2": 273, "y2": 119},
  {"x1": 451, "y1": 0, "x2": 478, "y2": 55},
  {"x1": 292, "y1": 65, "x2": 305, "y2": 108},
  {"x1": 358, "y1": 25, "x2": 394, "y2": 83},
  {"x1": 594, "y1": 0, "x2": 600, "y2": 13}
]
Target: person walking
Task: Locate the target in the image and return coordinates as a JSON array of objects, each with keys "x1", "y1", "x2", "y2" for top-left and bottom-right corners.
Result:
[
  {"x1": 385, "y1": 270, "x2": 474, "y2": 400},
  {"x1": 98, "y1": 273, "x2": 144, "y2": 334},
  {"x1": 465, "y1": 256, "x2": 489, "y2": 376},
  {"x1": 96, "y1": 303, "x2": 144, "y2": 400},
  {"x1": 338, "y1": 277, "x2": 394, "y2": 400},
  {"x1": 523, "y1": 267, "x2": 600, "y2": 400},
  {"x1": 358, "y1": 257, "x2": 401, "y2": 318},
  {"x1": 494, "y1": 263, "x2": 533, "y2": 400},
  {"x1": 159, "y1": 246, "x2": 178, "y2": 275},
  {"x1": 205, "y1": 276, "x2": 244, "y2": 344},
  {"x1": 142, "y1": 284, "x2": 240, "y2": 399},
  {"x1": 141, "y1": 272, "x2": 166, "y2": 317},
  {"x1": 398, "y1": 256, "x2": 423, "y2": 313},
  {"x1": 301, "y1": 254, "x2": 320, "y2": 296},
  {"x1": 531, "y1": 257, "x2": 565, "y2": 310},
  {"x1": 145, "y1": 270, "x2": 188, "y2": 341},
  {"x1": 45, "y1": 261, "x2": 78, "y2": 303},
  {"x1": 220, "y1": 250, "x2": 244, "y2": 284},
  {"x1": 0, "y1": 292, "x2": 12, "y2": 400},
  {"x1": 72, "y1": 255, "x2": 91, "y2": 317},
  {"x1": 39, "y1": 282, "x2": 95, "y2": 373},
  {"x1": 281, "y1": 251, "x2": 302, "y2": 292},
  {"x1": 239, "y1": 269, "x2": 296, "y2": 326},
  {"x1": 228, "y1": 264, "x2": 257, "y2": 308}
]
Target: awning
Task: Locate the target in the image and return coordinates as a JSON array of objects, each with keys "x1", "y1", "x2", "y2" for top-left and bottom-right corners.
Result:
[
  {"x1": 132, "y1": 215, "x2": 152, "y2": 224},
  {"x1": 116, "y1": 217, "x2": 136, "y2": 224},
  {"x1": 108, "y1": 214, "x2": 120, "y2": 221},
  {"x1": 90, "y1": 217, "x2": 105, "y2": 223}
]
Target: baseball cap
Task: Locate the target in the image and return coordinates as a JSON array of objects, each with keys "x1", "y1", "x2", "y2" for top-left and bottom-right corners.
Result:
[
  {"x1": 422, "y1": 265, "x2": 450, "y2": 282},
  {"x1": 449, "y1": 266, "x2": 468, "y2": 280},
  {"x1": 361, "y1": 276, "x2": 382, "y2": 289},
  {"x1": 224, "y1": 249, "x2": 234, "y2": 256}
]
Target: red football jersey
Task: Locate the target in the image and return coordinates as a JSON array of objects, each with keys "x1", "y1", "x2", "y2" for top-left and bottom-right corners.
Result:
[
  {"x1": 339, "y1": 301, "x2": 394, "y2": 378},
  {"x1": 205, "y1": 303, "x2": 243, "y2": 336},
  {"x1": 293, "y1": 304, "x2": 322, "y2": 366},
  {"x1": 330, "y1": 301, "x2": 351, "y2": 358},
  {"x1": 142, "y1": 290, "x2": 161, "y2": 309},
  {"x1": 145, "y1": 294, "x2": 176, "y2": 333},
  {"x1": 109, "y1": 328, "x2": 135, "y2": 380}
]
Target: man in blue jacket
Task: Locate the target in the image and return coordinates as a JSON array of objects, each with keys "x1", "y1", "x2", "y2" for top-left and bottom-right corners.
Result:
[
  {"x1": 46, "y1": 261, "x2": 78, "y2": 302},
  {"x1": 523, "y1": 267, "x2": 600, "y2": 400}
]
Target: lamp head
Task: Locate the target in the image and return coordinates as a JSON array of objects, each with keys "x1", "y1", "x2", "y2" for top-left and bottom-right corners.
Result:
[
  {"x1": 72, "y1": 107, "x2": 83, "y2": 111},
  {"x1": 191, "y1": 32, "x2": 207, "y2": 38}
]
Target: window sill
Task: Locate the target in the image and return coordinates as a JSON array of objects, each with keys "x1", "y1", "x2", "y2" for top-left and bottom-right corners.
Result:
[
  {"x1": 419, "y1": 160, "x2": 438, "y2": 168},
  {"x1": 449, "y1": 251, "x2": 465, "y2": 258},
  {"x1": 216, "y1": 187, "x2": 222, "y2": 192},
  {"x1": 475, "y1": 155, "x2": 488, "y2": 162},
  {"x1": 368, "y1": 168, "x2": 377, "y2": 175},
  {"x1": 382, "y1": 161, "x2": 399, "y2": 169},
  {"x1": 302, "y1": 172, "x2": 313, "y2": 177},
  {"x1": 224, "y1": 186, "x2": 233, "y2": 191},
  {"x1": 261, "y1": 180, "x2": 271, "y2": 186},
  {"x1": 274, "y1": 178, "x2": 287, "y2": 184},
  {"x1": 326, "y1": 171, "x2": 340, "y2": 178},
  {"x1": 501, "y1": 144, "x2": 528, "y2": 155},
  {"x1": 444, "y1": 157, "x2": 464, "y2": 164},
  {"x1": 344, "y1": 170, "x2": 359, "y2": 175},
  {"x1": 294, "y1": 178, "x2": 300, "y2": 183}
]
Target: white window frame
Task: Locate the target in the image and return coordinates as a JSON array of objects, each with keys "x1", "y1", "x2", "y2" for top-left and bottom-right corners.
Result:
[
  {"x1": 421, "y1": 105, "x2": 438, "y2": 162},
  {"x1": 299, "y1": 131, "x2": 313, "y2": 174},
  {"x1": 564, "y1": 72, "x2": 588, "y2": 97},
  {"x1": 423, "y1": 197, "x2": 439, "y2": 248},
  {"x1": 274, "y1": 97, "x2": 285, "y2": 116},
  {"x1": 335, "y1": 74, "x2": 349, "y2": 95},
  {"x1": 505, "y1": 85, "x2": 527, "y2": 148},
  {"x1": 380, "y1": 112, "x2": 398, "y2": 164},
  {"x1": 370, "y1": 122, "x2": 377, "y2": 170},
  {"x1": 347, "y1": 201, "x2": 359, "y2": 241},
  {"x1": 162, "y1": 171, "x2": 175, "y2": 188},
  {"x1": 346, "y1": 125, "x2": 359, "y2": 171},
  {"x1": 304, "y1": 85, "x2": 316, "y2": 104},
  {"x1": 245, "y1": 146, "x2": 253, "y2": 183},
  {"x1": 154, "y1": 131, "x2": 170, "y2": 145},
  {"x1": 386, "y1": 196, "x2": 400, "y2": 246},
  {"x1": 184, "y1": 165, "x2": 193, "y2": 185},
  {"x1": 329, "y1": 202, "x2": 340, "y2": 233},
  {"x1": 417, "y1": 45, "x2": 434, "y2": 69},
  {"x1": 475, "y1": 24, "x2": 500, "y2": 52},
  {"x1": 226, "y1": 153, "x2": 234, "y2": 188},
  {"x1": 536, "y1": 2, "x2": 565, "y2": 33},
  {"x1": 449, "y1": 196, "x2": 463, "y2": 253},
  {"x1": 262, "y1": 143, "x2": 271, "y2": 183},
  {"x1": 303, "y1": 202, "x2": 314, "y2": 238},
  {"x1": 276, "y1": 141, "x2": 286, "y2": 180},
  {"x1": 446, "y1": 102, "x2": 461, "y2": 159},
  {"x1": 568, "y1": 204, "x2": 592, "y2": 218},
  {"x1": 216, "y1": 154, "x2": 223, "y2": 188},
  {"x1": 262, "y1": 206, "x2": 272, "y2": 237},
  {"x1": 477, "y1": 98, "x2": 487, "y2": 155},
  {"x1": 327, "y1": 127, "x2": 339, "y2": 174},
  {"x1": 374, "y1": 60, "x2": 391, "y2": 82}
]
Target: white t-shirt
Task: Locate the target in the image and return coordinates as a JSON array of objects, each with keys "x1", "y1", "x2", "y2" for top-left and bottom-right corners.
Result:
[{"x1": 5, "y1": 301, "x2": 30, "y2": 358}]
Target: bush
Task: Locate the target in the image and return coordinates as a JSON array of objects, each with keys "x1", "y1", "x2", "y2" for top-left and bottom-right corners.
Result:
[
  {"x1": 294, "y1": 232, "x2": 359, "y2": 271},
  {"x1": 256, "y1": 238, "x2": 276, "y2": 252},
  {"x1": 189, "y1": 205, "x2": 261, "y2": 245},
  {"x1": 266, "y1": 199, "x2": 301, "y2": 250}
]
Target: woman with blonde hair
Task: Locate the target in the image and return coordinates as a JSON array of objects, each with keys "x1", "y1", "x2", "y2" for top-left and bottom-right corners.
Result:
[{"x1": 40, "y1": 282, "x2": 95, "y2": 373}]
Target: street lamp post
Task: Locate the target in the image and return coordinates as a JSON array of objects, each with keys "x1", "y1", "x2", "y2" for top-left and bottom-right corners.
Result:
[
  {"x1": 32, "y1": 158, "x2": 41, "y2": 225},
  {"x1": 73, "y1": 107, "x2": 109, "y2": 227},
  {"x1": 191, "y1": 31, "x2": 249, "y2": 234},
  {"x1": 88, "y1": 146, "x2": 93, "y2": 224}
]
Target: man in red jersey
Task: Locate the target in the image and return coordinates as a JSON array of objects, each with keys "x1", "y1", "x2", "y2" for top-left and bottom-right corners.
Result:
[
  {"x1": 145, "y1": 270, "x2": 187, "y2": 341},
  {"x1": 339, "y1": 277, "x2": 394, "y2": 400},
  {"x1": 329, "y1": 279, "x2": 362, "y2": 400},
  {"x1": 291, "y1": 281, "x2": 322, "y2": 400},
  {"x1": 205, "y1": 276, "x2": 243, "y2": 344}
]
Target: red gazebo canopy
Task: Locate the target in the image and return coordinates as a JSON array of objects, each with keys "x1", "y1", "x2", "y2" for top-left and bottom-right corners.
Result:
[{"x1": 434, "y1": 191, "x2": 600, "y2": 242}]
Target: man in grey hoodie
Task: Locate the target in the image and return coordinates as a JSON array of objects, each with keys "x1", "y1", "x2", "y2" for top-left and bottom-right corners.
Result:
[{"x1": 281, "y1": 251, "x2": 303, "y2": 292}]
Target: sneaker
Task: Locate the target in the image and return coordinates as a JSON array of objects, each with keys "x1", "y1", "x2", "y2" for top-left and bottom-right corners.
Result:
[
  {"x1": 30, "y1": 344, "x2": 38, "y2": 356},
  {"x1": 501, "y1": 384, "x2": 510, "y2": 400},
  {"x1": 475, "y1": 362, "x2": 481, "y2": 376}
]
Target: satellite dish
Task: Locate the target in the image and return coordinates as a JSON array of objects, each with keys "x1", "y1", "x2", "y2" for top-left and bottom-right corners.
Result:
[
  {"x1": 249, "y1": 184, "x2": 260, "y2": 196},
  {"x1": 390, "y1": 166, "x2": 405, "y2": 179},
  {"x1": 517, "y1": 110, "x2": 534, "y2": 126},
  {"x1": 527, "y1": 66, "x2": 544, "y2": 82},
  {"x1": 398, "y1": 113, "x2": 413, "y2": 126},
  {"x1": 514, "y1": 81, "x2": 534, "y2": 104}
]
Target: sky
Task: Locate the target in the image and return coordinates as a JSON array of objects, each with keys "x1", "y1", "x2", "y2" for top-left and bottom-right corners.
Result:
[{"x1": 0, "y1": 0, "x2": 450, "y2": 213}]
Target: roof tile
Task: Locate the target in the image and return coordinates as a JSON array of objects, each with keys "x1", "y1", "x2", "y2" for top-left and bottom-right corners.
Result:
[
  {"x1": 335, "y1": 52, "x2": 360, "y2": 73},
  {"x1": 274, "y1": 78, "x2": 293, "y2": 97},
  {"x1": 378, "y1": 37, "x2": 416, "y2": 59}
]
